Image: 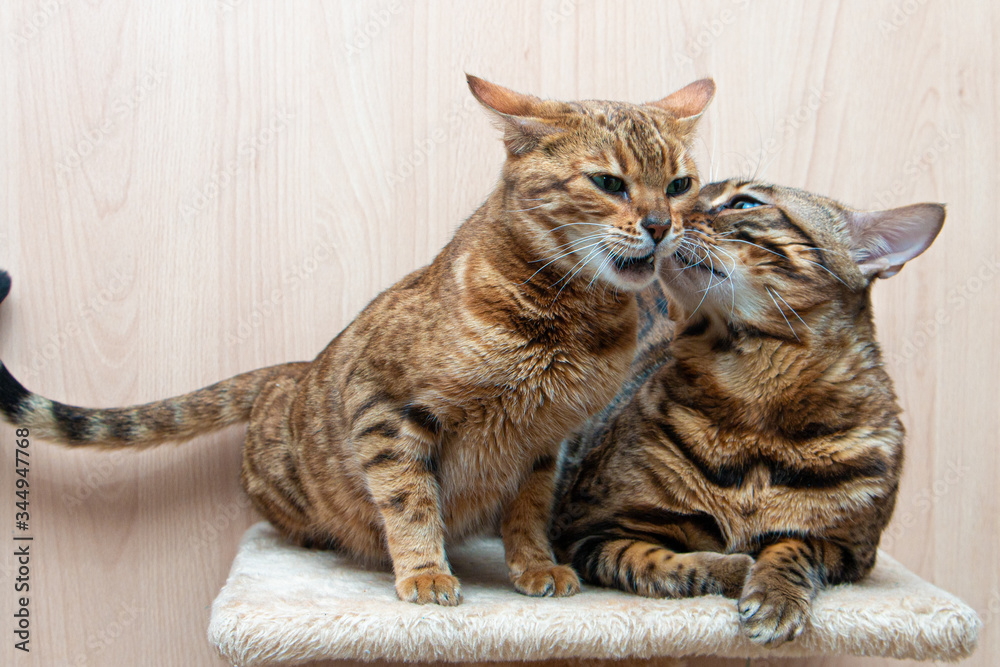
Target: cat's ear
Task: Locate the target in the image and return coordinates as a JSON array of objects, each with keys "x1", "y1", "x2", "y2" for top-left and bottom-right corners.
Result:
[
  {"x1": 846, "y1": 203, "x2": 946, "y2": 279},
  {"x1": 467, "y1": 74, "x2": 562, "y2": 156},
  {"x1": 646, "y1": 78, "x2": 716, "y2": 133}
]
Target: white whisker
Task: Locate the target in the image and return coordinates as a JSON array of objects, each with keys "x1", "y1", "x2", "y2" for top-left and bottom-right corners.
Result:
[
  {"x1": 678, "y1": 239, "x2": 710, "y2": 268},
  {"x1": 548, "y1": 222, "x2": 607, "y2": 232},
  {"x1": 552, "y1": 244, "x2": 607, "y2": 303},
  {"x1": 520, "y1": 239, "x2": 606, "y2": 286},
  {"x1": 719, "y1": 238, "x2": 850, "y2": 286},
  {"x1": 553, "y1": 243, "x2": 606, "y2": 289},
  {"x1": 765, "y1": 286, "x2": 799, "y2": 341},
  {"x1": 586, "y1": 248, "x2": 618, "y2": 292},
  {"x1": 506, "y1": 203, "x2": 550, "y2": 213},
  {"x1": 540, "y1": 233, "x2": 608, "y2": 256},
  {"x1": 689, "y1": 251, "x2": 716, "y2": 318},
  {"x1": 711, "y1": 129, "x2": 718, "y2": 183},
  {"x1": 791, "y1": 244, "x2": 851, "y2": 257},
  {"x1": 706, "y1": 245, "x2": 739, "y2": 316},
  {"x1": 769, "y1": 288, "x2": 813, "y2": 333},
  {"x1": 751, "y1": 116, "x2": 766, "y2": 182}
]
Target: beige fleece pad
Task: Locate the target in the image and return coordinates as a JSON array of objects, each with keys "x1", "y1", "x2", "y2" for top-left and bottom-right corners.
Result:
[{"x1": 208, "y1": 522, "x2": 980, "y2": 665}]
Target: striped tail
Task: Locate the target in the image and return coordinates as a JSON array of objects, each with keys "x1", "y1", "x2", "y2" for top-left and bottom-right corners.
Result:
[{"x1": 0, "y1": 269, "x2": 310, "y2": 448}]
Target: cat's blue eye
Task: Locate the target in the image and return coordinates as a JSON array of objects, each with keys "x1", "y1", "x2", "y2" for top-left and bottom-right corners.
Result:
[
  {"x1": 666, "y1": 177, "x2": 692, "y2": 196},
  {"x1": 590, "y1": 174, "x2": 627, "y2": 195},
  {"x1": 727, "y1": 196, "x2": 765, "y2": 210}
]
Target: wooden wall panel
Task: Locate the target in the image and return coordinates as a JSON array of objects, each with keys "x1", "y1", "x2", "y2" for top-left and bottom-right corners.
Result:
[{"x1": 1, "y1": 1, "x2": 995, "y2": 665}]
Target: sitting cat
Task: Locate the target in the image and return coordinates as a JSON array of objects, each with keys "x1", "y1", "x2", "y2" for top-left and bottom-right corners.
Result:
[
  {"x1": 0, "y1": 75, "x2": 715, "y2": 606},
  {"x1": 552, "y1": 178, "x2": 944, "y2": 643}
]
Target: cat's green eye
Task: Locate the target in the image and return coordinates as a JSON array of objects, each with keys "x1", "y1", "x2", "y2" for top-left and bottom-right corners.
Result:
[
  {"x1": 666, "y1": 177, "x2": 692, "y2": 196},
  {"x1": 590, "y1": 174, "x2": 627, "y2": 195},
  {"x1": 727, "y1": 196, "x2": 765, "y2": 210}
]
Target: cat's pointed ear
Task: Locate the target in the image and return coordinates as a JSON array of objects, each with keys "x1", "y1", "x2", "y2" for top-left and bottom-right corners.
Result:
[
  {"x1": 846, "y1": 203, "x2": 946, "y2": 279},
  {"x1": 646, "y1": 78, "x2": 716, "y2": 133},
  {"x1": 467, "y1": 74, "x2": 562, "y2": 155}
]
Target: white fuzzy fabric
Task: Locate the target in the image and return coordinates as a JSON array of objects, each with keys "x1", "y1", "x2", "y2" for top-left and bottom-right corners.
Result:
[{"x1": 208, "y1": 522, "x2": 980, "y2": 666}]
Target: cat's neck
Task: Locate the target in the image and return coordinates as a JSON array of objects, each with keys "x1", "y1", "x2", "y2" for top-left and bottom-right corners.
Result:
[{"x1": 666, "y1": 295, "x2": 896, "y2": 433}]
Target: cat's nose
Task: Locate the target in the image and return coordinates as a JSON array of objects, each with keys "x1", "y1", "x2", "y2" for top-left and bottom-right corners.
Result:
[{"x1": 641, "y1": 215, "x2": 671, "y2": 244}]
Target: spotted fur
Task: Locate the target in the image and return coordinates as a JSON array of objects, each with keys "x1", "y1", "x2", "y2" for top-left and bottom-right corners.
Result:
[
  {"x1": 553, "y1": 179, "x2": 945, "y2": 643},
  {"x1": 0, "y1": 76, "x2": 715, "y2": 605}
]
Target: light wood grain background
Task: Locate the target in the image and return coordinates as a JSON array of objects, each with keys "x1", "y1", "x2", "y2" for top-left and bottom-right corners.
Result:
[{"x1": 1, "y1": 1, "x2": 996, "y2": 666}]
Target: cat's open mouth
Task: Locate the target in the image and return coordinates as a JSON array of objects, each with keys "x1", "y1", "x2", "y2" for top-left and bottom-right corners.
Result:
[{"x1": 612, "y1": 251, "x2": 655, "y2": 275}]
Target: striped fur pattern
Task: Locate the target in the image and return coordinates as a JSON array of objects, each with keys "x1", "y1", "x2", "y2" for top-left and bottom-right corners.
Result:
[
  {"x1": 553, "y1": 179, "x2": 945, "y2": 644},
  {"x1": 0, "y1": 76, "x2": 716, "y2": 606}
]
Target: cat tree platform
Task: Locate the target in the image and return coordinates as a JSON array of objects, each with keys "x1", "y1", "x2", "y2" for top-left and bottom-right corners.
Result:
[{"x1": 208, "y1": 522, "x2": 980, "y2": 666}]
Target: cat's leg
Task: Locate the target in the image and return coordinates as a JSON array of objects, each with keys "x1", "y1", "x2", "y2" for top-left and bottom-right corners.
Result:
[
  {"x1": 570, "y1": 535, "x2": 751, "y2": 598},
  {"x1": 501, "y1": 453, "x2": 581, "y2": 597},
  {"x1": 739, "y1": 536, "x2": 875, "y2": 646},
  {"x1": 360, "y1": 434, "x2": 461, "y2": 606}
]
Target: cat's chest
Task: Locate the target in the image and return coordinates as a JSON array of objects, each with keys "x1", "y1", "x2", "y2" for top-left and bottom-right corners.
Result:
[
  {"x1": 511, "y1": 344, "x2": 628, "y2": 410},
  {"x1": 437, "y1": 339, "x2": 633, "y2": 520},
  {"x1": 455, "y1": 341, "x2": 633, "y2": 453},
  {"x1": 462, "y1": 310, "x2": 637, "y2": 425},
  {"x1": 698, "y1": 465, "x2": 884, "y2": 551}
]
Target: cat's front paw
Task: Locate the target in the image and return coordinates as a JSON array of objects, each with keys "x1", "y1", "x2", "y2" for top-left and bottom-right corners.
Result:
[
  {"x1": 737, "y1": 581, "x2": 810, "y2": 646},
  {"x1": 396, "y1": 573, "x2": 463, "y2": 606},
  {"x1": 512, "y1": 564, "x2": 581, "y2": 597}
]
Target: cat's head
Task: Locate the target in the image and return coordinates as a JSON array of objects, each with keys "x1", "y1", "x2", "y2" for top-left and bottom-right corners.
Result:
[
  {"x1": 468, "y1": 75, "x2": 715, "y2": 292},
  {"x1": 658, "y1": 179, "x2": 945, "y2": 337}
]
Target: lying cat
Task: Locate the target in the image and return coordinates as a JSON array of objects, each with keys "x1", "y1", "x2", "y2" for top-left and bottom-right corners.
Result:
[
  {"x1": 552, "y1": 178, "x2": 944, "y2": 643},
  {"x1": 0, "y1": 75, "x2": 715, "y2": 606}
]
